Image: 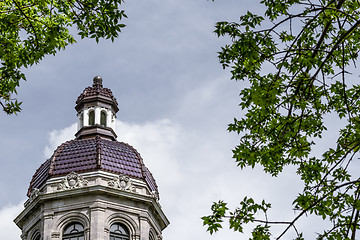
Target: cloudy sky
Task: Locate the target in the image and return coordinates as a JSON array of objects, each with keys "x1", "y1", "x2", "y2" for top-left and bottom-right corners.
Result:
[{"x1": 0, "y1": 0, "x2": 339, "y2": 239}]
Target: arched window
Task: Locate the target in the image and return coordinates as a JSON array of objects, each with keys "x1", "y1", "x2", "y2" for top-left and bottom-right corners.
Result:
[
  {"x1": 88, "y1": 110, "x2": 95, "y2": 126},
  {"x1": 63, "y1": 222, "x2": 84, "y2": 240},
  {"x1": 149, "y1": 232, "x2": 155, "y2": 240},
  {"x1": 100, "y1": 111, "x2": 107, "y2": 127},
  {"x1": 110, "y1": 223, "x2": 130, "y2": 240},
  {"x1": 32, "y1": 232, "x2": 41, "y2": 240}
]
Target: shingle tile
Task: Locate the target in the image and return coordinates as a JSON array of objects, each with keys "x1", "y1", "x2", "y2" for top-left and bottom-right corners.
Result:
[{"x1": 27, "y1": 138, "x2": 158, "y2": 196}]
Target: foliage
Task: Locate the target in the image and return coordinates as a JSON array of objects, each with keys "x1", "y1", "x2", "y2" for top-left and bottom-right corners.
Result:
[
  {"x1": 0, "y1": 0, "x2": 127, "y2": 114},
  {"x1": 203, "y1": 0, "x2": 360, "y2": 239}
]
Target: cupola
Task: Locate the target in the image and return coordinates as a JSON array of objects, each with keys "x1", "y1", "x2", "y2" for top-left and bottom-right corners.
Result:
[{"x1": 75, "y1": 76, "x2": 118, "y2": 140}]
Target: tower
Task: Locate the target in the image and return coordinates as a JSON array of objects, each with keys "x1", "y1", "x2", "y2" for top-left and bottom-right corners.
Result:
[{"x1": 14, "y1": 77, "x2": 169, "y2": 240}]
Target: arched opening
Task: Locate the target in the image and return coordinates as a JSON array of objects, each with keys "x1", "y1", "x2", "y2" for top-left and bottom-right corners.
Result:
[
  {"x1": 63, "y1": 222, "x2": 84, "y2": 240},
  {"x1": 110, "y1": 223, "x2": 130, "y2": 240},
  {"x1": 100, "y1": 111, "x2": 107, "y2": 127},
  {"x1": 149, "y1": 232, "x2": 155, "y2": 240},
  {"x1": 32, "y1": 232, "x2": 41, "y2": 240},
  {"x1": 88, "y1": 110, "x2": 95, "y2": 126}
]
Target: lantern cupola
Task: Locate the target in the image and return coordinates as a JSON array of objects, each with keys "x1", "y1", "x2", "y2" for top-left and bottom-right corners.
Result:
[{"x1": 75, "y1": 76, "x2": 118, "y2": 140}]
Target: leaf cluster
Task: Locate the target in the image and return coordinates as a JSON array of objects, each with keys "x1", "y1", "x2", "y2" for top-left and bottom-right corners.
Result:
[
  {"x1": 204, "y1": 0, "x2": 360, "y2": 239},
  {"x1": 0, "y1": 0, "x2": 127, "y2": 114}
]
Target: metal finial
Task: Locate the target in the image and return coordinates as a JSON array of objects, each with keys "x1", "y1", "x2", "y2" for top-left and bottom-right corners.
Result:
[{"x1": 93, "y1": 76, "x2": 103, "y2": 87}]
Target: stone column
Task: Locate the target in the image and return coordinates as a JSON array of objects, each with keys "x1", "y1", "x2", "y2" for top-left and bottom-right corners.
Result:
[
  {"x1": 95, "y1": 107, "x2": 101, "y2": 125},
  {"x1": 106, "y1": 110, "x2": 112, "y2": 128},
  {"x1": 139, "y1": 216, "x2": 150, "y2": 240},
  {"x1": 89, "y1": 202, "x2": 106, "y2": 239},
  {"x1": 43, "y1": 212, "x2": 54, "y2": 240},
  {"x1": 83, "y1": 109, "x2": 89, "y2": 127},
  {"x1": 111, "y1": 115, "x2": 116, "y2": 130}
]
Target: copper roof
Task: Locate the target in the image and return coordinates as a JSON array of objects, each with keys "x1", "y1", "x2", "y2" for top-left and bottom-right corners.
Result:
[{"x1": 28, "y1": 136, "x2": 158, "y2": 196}]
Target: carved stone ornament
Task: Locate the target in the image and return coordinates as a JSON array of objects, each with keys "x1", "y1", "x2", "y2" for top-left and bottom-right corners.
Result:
[
  {"x1": 51, "y1": 232, "x2": 60, "y2": 238},
  {"x1": 151, "y1": 190, "x2": 160, "y2": 201},
  {"x1": 57, "y1": 172, "x2": 88, "y2": 191},
  {"x1": 108, "y1": 175, "x2": 136, "y2": 192},
  {"x1": 29, "y1": 188, "x2": 40, "y2": 202}
]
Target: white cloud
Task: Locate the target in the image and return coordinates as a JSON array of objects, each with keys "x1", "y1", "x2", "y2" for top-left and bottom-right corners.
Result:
[
  {"x1": 36, "y1": 99, "x2": 310, "y2": 240},
  {"x1": 0, "y1": 201, "x2": 24, "y2": 240},
  {"x1": 116, "y1": 119, "x2": 183, "y2": 186}
]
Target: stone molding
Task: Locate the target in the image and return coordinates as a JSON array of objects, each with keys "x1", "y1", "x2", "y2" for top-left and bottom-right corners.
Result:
[
  {"x1": 108, "y1": 175, "x2": 136, "y2": 192},
  {"x1": 24, "y1": 188, "x2": 41, "y2": 207},
  {"x1": 57, "y1": 172, "x2": 88, "y2": 191},
  {"x1": 51, "y1": 232, "x2": 60, "y2": 238}
]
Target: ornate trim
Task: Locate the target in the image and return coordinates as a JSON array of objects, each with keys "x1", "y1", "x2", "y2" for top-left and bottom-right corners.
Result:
[
  {"x1": 29, "y1": 188, "x2": 40, "y2": 201},
  {"x1": 108, "y1": 175, "x2": 136, "y2": 192},
  {"x1": 51, "y1": 232, "x2": 60, "y2": 238},
  {"x1": 57, "y1": 172, "x2": 88, "y2": 191},
  {"x1": 150, "y1": 191, "x2": 159, "y2": 201}
]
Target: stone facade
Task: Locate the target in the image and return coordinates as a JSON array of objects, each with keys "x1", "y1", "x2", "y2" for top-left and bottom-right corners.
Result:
[{"x1": 15, "y1": 171, "x2": 168, "y2": 240}]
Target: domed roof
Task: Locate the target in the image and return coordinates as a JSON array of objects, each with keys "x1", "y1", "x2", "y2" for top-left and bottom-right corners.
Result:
[
  {"x1": 28, "y1": 77, "x2": 158, "y2": 199},
  {"x1": 28, "y1": 137, "x2": 158, "y2": 197},
  {"x1": 76, "y1": 85, "x2": 118, "y2": 105},
  {"x1": 75, "y1": 76, "x2": 119, "y2": 113}
]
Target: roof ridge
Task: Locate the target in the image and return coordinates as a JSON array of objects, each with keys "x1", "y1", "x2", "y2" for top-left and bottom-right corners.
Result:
[
  {"x1": 27, "y1": 158, "x2": 50, "y2": 196},
  {"x1": 117, "y1": 141, "x2": 158, "y2": 191},
  {"x1": 95, "y1": 136, "x2": 102, "y2": 169}
]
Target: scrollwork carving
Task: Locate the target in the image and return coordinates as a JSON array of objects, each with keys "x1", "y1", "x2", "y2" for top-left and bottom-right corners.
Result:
[
  {"x1": 57, "y1": 172, "x2": 88, "y2": 191},
  {"x1": 29, "y1": 188, "x2": 40, "y2": 202},
  {"x1": 150, "y1": 191, "x2": 160, "y2": 201},
  {"x1": 108, "y1": 175, "x2": 136, "y2": 192}
]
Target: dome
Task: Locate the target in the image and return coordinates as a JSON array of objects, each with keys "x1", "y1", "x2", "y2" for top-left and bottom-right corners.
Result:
[
  {"x1": 28, "y1": 136, "x2": 158, "y2": 196},
  {"x1": 28, "y1": 77, "x2": 158, "y2": 198},
  {"x1": 16, "y1": 77, "x2": 169, "y2": 240}
]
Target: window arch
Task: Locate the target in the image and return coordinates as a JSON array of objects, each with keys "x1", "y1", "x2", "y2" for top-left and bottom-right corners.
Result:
[
  {"x1": 100, "y1": 111, "x2": 107, "y2": 127},
  {"x1": 149, "y1": 232, "x2": 155, "y2": 240},
  {"x1": 32, "y1": 232, "x2": 41, "y2": 240},
  {"x1": 63, "y1": 222, "x2": 84, "y2": 240},
  {"x1": 110, "y1": 223, "x2": 130, "y2": 240},
  {"x1": 88, "y1": 110, "x2": 95, "y2": 126}
]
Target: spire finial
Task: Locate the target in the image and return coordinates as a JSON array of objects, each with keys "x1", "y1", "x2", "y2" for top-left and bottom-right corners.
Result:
[{"x1": 93, "y1": 76, "x2": 103, "y2": 88}]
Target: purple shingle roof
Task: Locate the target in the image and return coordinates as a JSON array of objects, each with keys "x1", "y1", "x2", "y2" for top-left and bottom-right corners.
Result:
[
  {"x1": 28, "y1": 136, "x2": 158, "y2": 196},
  {"x1": 76, "y1": 85, "x2": 118, "y2": 106}
]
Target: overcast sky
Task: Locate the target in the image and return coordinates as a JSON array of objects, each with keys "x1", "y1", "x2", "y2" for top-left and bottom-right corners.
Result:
[{"x1": 0, "y1": 0, "x2": 340, "y2": 239}]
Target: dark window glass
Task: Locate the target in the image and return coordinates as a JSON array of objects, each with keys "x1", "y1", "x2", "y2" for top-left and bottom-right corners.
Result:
[
  {"x1": 88, "y1": 111, "x2": 95, "y2": 125},
  {"x1": 63, "y1": 222, "x2": 84, "y2": 240},
  {"x1": 110, "y1": 223, "x2": 129, "y2": 240},
  {"x1": 100, "y1": 111, "x2": 107, "y2": 127}
]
